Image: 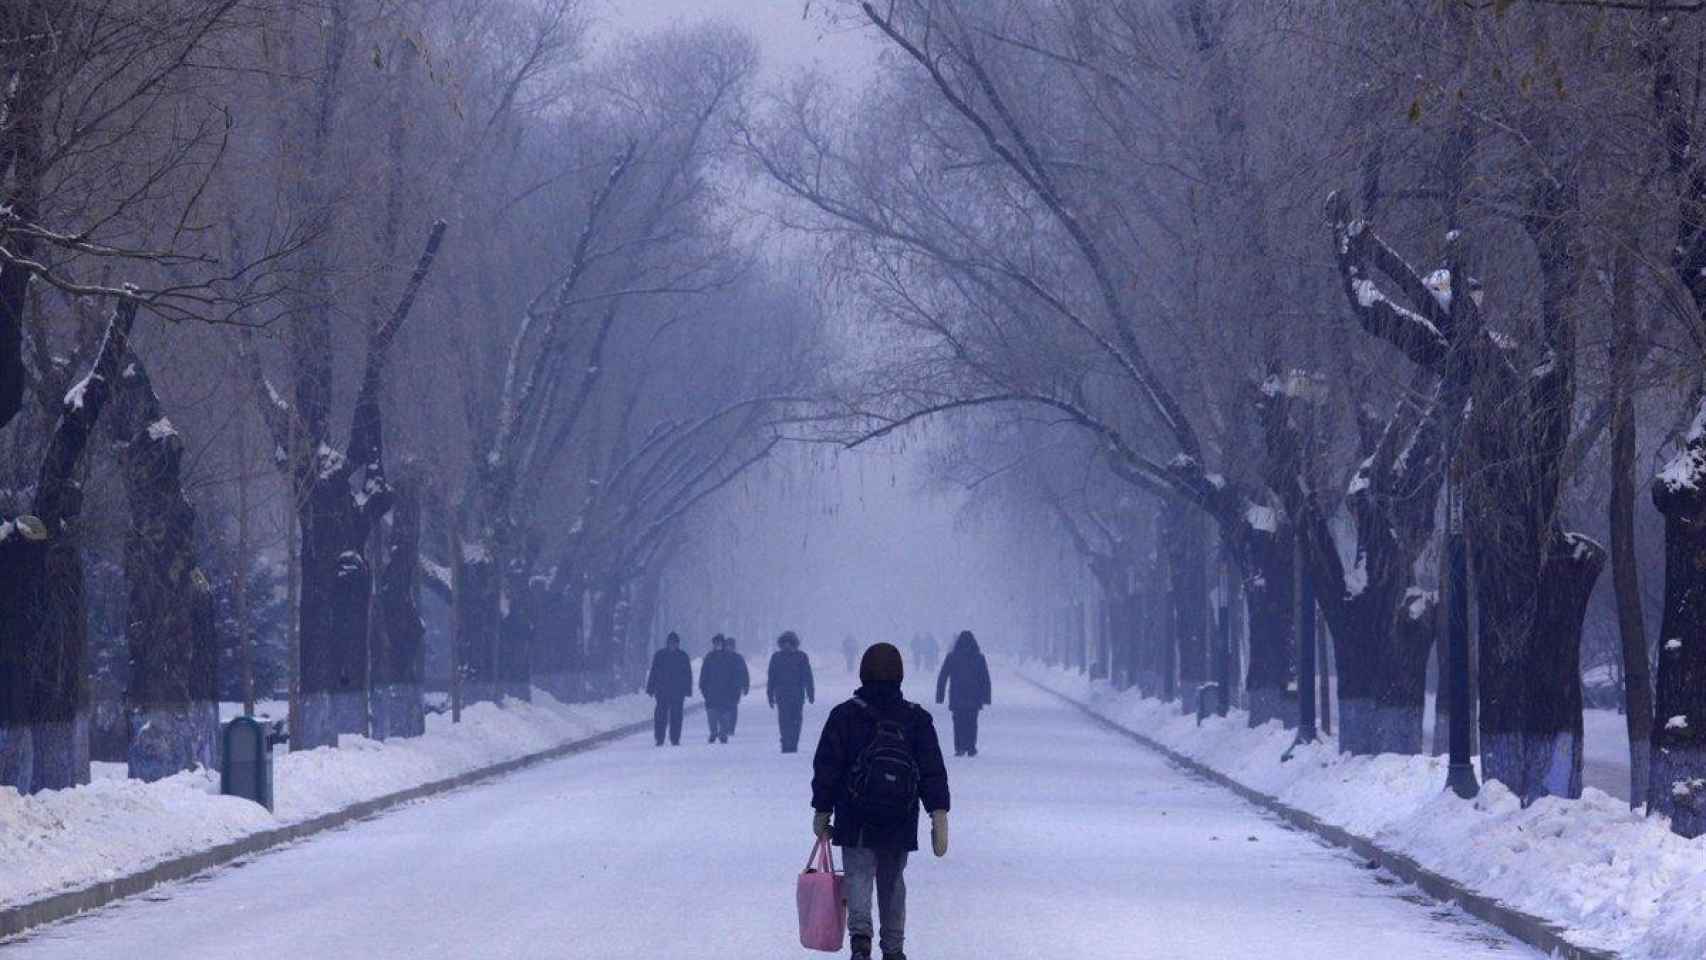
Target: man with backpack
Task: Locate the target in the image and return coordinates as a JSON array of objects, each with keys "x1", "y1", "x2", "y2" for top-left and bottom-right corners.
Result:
[
  {"x1": 768, "y1": 630, "x2": 815, "y2": 753},
  {"x1": 810, "y1": 642, "x2": 950, "y2": 960},
  {"x1": 645, "y1": 632, "x2": 693, "y2": 747}
]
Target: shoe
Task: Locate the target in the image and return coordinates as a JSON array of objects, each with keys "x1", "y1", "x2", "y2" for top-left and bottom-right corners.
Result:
[
  {"x1": 709, "y1": 735, "x2": 717, "y2": 744},
  {"x1": 850, "y1": 934, "x2": 872, "y2": 960},
  {"x1": 882, "y1": 953, "x2": 907, "y2": 960},
  {"x1": 967, "y1": 748, "x2": 977, "y2": 757},
  {"x1": 655, "y1": 741, "x2": 664, "y2": 747}
]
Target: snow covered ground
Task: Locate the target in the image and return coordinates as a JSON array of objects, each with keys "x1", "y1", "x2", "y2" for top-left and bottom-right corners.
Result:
[
  {"x1": 0, "y1": 690, "x2": 657, "y2": 911},
  {"x1": 2, "y1": 673, "x2": 1536, "y2": 959},
  {"x1": 1023, "y1": 663, "x2": 1706, "y2": 960}
]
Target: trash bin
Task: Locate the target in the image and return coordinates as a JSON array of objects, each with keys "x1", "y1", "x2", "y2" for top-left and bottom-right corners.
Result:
[
  {"x1": 1196, "y1": 682, "x2": 1223, "y2": 726},
  {"x1": 220, "y1": 716, "x2": 274, "y2": 811}
]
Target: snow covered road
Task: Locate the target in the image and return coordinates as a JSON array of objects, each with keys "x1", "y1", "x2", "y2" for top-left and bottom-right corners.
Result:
[{"x1": 3, "y1": 676, "x2": 1539, "y2": 959}]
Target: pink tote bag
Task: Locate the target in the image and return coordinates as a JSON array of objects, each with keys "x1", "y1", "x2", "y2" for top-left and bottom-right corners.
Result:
[{"x1": 796, "y1": 837, "x2": 846, "y2": 952}]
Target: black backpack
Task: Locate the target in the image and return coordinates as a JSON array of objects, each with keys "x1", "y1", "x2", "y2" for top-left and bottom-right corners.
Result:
[{"x1": 847, "y1": 699, "x2": 920, "y2": 821}]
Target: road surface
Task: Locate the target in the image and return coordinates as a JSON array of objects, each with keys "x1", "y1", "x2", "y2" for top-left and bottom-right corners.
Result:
[{"x1": 4, "y1": 675, "x2": 1539, "y2": 959}]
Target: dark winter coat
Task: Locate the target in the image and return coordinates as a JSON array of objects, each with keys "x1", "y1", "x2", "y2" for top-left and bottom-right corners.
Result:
[
  {"x1": 699, "y1": 650, "x2": 747, "y2": 707},
  {"x1": 936, "y1": 639, "x2": 992, "y2": 712},
  {"x1": 810, "y1": 683, "x2": 951, "y2": 852},
  {"x1": 767, "y1": 649, "x2": 815, "y2": 705},
  {"x1": 645, "y1": 647, "x2": 693, "y2": 701},
  {"x1": 733, "y1": 653, "x2": 751, "y2": 697}
]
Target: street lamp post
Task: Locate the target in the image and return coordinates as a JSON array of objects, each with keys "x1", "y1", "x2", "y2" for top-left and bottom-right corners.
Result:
[
  {"x1": 1286, "y1": 369, "x2": 1323, "y2": 757},
  {"x1": 1295, "y1": 556, "x2": 1319, "y2": 745}
]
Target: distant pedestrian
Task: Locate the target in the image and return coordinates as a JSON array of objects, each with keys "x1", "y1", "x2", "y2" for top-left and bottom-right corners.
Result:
[
  {"x1": 843, "y1": 633, "x2": 859, "y2": 674},
  {"x1": 936, "y1": 630, "x2": 992, "y2": 757},
  {"x1": 908, "y1": 633, "x2": 923, "y2": 672},
  {"x1": 811, "y1": 642, "x2": 951, "y2": 960},
  {"x1": 700, "y1": 634, "x2": 742, "y2": 744},
  {"x1": 768, "y1": 630, "x2": 815, "y2": 753},
  {"x1": 922, "y1": 633, "x2": 940, "y2": 673},
  {"x1": 726, "y1": 636, "x2": 750, "y2": 735},
  {"x1": 645, "y1": 632, "x2": 693, "y2": 747}
]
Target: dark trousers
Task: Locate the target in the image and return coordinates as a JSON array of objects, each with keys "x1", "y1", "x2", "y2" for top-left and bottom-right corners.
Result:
[
  {"x1": 951, "y1": 708, "x2": 980, "y2": 755},
  {"x1": 653, "y1": 696, "x2": 684, "y2": 745},
  {"x1": 777, "y1": 698, "x2": 804, "y2": 752},
  {"x1": 707, "y1": 704, "x2": 737, "y2": 740}
]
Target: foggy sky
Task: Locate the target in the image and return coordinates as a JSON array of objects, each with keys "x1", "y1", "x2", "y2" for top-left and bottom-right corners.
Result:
[
  {"x1": 596, "y1": 2, "x2": 1030, "y2": 656},
  {"x1": 600, "y1": 0, "x2": 879, "y2": 82}
]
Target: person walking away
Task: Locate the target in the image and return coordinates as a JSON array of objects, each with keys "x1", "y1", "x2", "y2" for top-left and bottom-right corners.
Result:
[
  {"x1": 700, "y1": 634, "x2": 739, "y2": 743},
  {"x1": 908, "y1": 633, "x2": 923, "y2": 672},
  {"x1": 843, "y1": 634, "x2": 859, "y2": 675},
  {"x1": 811, "y1": 643, "x2": 950, "y2": 960},
  {"x1": 923, "y1": 633, "x2": 940, "y2": 673},
  {"x1": 727, "y1": 636, "x2": 750, "y2": 736},
  {"x1": 936, "y1": 630, "x2": 992, "y2": 757},
  {"x1": 768, "y1": 630, "x2": 815, "y2": 753},
  {"x1": 645, "y1": 632, "x2": 693, "y2": 746}
]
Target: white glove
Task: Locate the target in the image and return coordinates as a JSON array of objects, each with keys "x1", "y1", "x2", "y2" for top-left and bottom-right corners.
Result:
[{"x1": 930, "y1": 810, "x2": 948, "y2": 857}]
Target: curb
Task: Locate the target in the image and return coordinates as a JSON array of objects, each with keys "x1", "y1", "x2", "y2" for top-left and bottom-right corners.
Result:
[
  {"x1": 1024, "y1": 676, "x2": 1619, "y2": 960},
  {"x1": 0, "y1": 702, "x2": 705, "y2": 942}
]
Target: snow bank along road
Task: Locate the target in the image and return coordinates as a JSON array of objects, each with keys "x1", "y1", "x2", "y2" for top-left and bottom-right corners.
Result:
[{"x1": 1, "y1": 676, "x2": 1540, "y2": 959}]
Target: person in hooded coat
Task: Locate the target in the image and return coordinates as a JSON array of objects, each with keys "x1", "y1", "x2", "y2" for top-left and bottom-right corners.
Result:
[
  {"x1": 699, "y1": 634, "x2": 741, "y2": 743},
  {"x1": 767, "y1": 630, "x2": 815, "y2": 753},
  {"x1": 935, "y1": 630, "x2": 992, "y2": 757},
  {"x1": 645, "y1": 632, "x2": 693, "y2": 747},
  {"x1": 811, "y1": 642, "x2": 950, "y2": 960}
]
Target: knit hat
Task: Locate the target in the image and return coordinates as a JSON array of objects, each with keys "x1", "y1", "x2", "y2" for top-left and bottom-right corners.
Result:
[
  {"x1": 859, "y1": 643, "x2": 905, "y2": 686},
  {"x1": 778, "y1": 630, "x2": 800, "y2": 649},
  {"x1": 666, "y1": 632, "x2": 681, "y2": 647}
]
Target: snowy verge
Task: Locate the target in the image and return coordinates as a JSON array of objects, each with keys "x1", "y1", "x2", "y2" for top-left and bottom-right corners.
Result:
[
  {"x1": 0, "y1": 690, "x2": 663, "y2": 921},
  {"x1": 1020, "y1": 663, "x2": 1701, "y2": 960}
]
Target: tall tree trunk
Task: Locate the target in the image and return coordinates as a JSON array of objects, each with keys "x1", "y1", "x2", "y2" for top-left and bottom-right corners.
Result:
[
  {"x1": 1167, "y1": 511, "x2": 1208, "y2": 712},
  {"x1": 498, "y1": 556, "x2": 537, "y2": 702},
  {"x1": 1649, "y1": 398, "x2": 1706, "y2": 830},
  {"x1": 585, "y1": 573, "x2": 621, "y2": 698},
  {"x1": 1233, "y1": 515, "x2": 1295, "y2": 728},
  {"x1": 1650, "y1": 8, "x2": 1706, "y2": 836},
  {"x1": 372, "y1": 462, "x2": 425, "y2": 739},
  {"x1": 1609, "y1": 247, "x2": 1654, "y2": 809},
  {"x1": 455, "y1": 543, "x2": 502, "y2": 706},
  {"x1": 535, "y1": 561, "x2": 583, "y2": 702},
  {"x1": 110, "y1": 353, "x2": 219, "y2": 781},
  {"x1": 0, "y1": 298, "x2": 137, "y2": 791},
  {"x1": 295, "y1": 470, "x2": 376, "y2": 746},
  {"x1": 250, "y1": 221, "x2": 443, "y2": 748}
]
